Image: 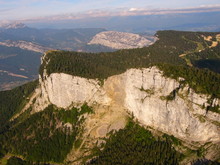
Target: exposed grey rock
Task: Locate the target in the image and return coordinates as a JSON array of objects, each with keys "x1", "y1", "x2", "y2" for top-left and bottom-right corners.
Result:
[
  {"x1": 88, "y1": 31, "x2": 154, "y2": 49},
  {"x1": 0, "y1": 40, "x2": 51, "y2": 53},
  {"x1": 24, "y1": 66, "x2": 220, "y2": 144}
]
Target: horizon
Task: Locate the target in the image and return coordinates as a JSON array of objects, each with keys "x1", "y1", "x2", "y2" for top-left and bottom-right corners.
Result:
[{"x1": 0, "y1": 0, "x2": 220, "y2": 22}]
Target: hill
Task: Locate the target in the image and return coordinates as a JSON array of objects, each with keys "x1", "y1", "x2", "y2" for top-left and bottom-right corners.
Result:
[{"x1": 88, "y1": 31, "x2": 154, "y2": 49}]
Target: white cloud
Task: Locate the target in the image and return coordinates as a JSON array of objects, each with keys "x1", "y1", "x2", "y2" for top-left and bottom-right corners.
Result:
[
  {"x1": 1, "y1": 0, "x2": 220, "y2": 20},
  {"x1": 20, "y1": 5, "x2": 220, "y2": 23},
  {"x1": 129, "y1": 8, "x2": 138, "y2": 12}
]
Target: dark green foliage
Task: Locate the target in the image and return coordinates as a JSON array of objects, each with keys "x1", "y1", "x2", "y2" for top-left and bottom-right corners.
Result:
[
  {"x1": 197, "y1": 147, "x2": 206, "y2": 157},
  {"x1": 58, "y1": 107, "x2": 79, "y2": 124},
  {"x1": 0, "y1": 152, "x2": 4, "y2": 159},
  {"x1": 0, "y1": 145, "x2": 6, "y2": 159},
  {"x1": 7, "y1": 157, "x2": 33, "y2": 165},
  {"x1": 88, "y1": 121, "x2": 181, "y2": 165},
  {"x1": 163, "y1": 89, "x2": 178, "y2": 101},
  {"x1": 207, "y1": 105, "x2": 220, "y2": 113},
  {"x1": 190, "y1": 43, "x2": 220, "y2": 60},
  {"x1": 80, "y1": 103, "x2": 94, "y2": 115},
  {"x1": 157, "y1": 64, "x2": 220, "y2": 99},
  {"x1": 0, "y1": 80, "x2": 38, "y2": 132},
  {"x1": 162, "y1": 134, "x2": 182, "y2": 146},
  {"x1": 193, "y1": 59, "x2": 220, "y2": 73},
  {"x1": 80, "y1": 44, "x2": 116, "y2": 53},
  {"x1": 193, "y1": 159, "x2": 220, "y2": 165},
  {"x1": 1, "y1": 105, "x2": 74, "y2": 163},
  {"x1": 0, "y1": 104, "x2": 94, "y2": 163},
  {"x1": 6, "y1": 157, "x2": 50, "y2": 165},
  {"x1": 58, "y1": 103, "x2": 93, "y2": 124},
  {"x1": 189, "y1": 41, "x2": 220, "y2": 73}
]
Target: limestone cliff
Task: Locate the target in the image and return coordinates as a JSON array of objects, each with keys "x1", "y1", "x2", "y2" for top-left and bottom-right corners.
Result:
[{"x1": 26, "y1": 66, "x2": 220, "y2": 144}]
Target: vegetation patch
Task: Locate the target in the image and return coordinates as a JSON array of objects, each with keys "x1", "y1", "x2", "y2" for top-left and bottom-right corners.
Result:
[
  {"x1": 206, "y1": 105, "x2": 220, "y2": 113},
  {"x1": 162, "y1": 134, "x2": 182, "y2": 146},
  {"x1": 157, "y1": 64, "x2": 220, "y2": 99},
  {"x1": 0, "y1": 80, "x2": 38, "y2": 133},
  {"x1": 160, "y1": 87, "x2": 181, "y2": 101},
  {"x1": 88, "y1": 120, "x2": 182, "y2": 165},
  {"x1": 74, "y1": 139, "x2": 83, "y2": 149},
  {"x1": 6, "y1": 157, "x2": 32, "y2": 165},
  {"x1": 197, "y1": 115, "x2": 206, "y2": 123},
  {"x1": 0, "y1": 104, "x2": 94, "y2": 164},
  {"x1": 139, "y1": 86, "x2": 155, "y2": 96}
]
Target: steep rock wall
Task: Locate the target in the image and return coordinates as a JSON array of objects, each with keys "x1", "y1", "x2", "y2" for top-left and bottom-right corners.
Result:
[{"x1": 31, "y1": 67, "x2": 220, "y2": 143}]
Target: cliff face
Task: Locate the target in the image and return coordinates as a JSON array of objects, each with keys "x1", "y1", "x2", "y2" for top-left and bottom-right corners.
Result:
[{"x1": 29, "y1": 66, "x2": 220, "y2": 144}]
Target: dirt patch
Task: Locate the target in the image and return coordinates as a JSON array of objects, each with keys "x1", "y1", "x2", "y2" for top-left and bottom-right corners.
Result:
[
  {"x1": 66, "y1": 104, "x2": 128, "y2": 164},
  {"x1": 97, "y1": 124, "x2": 108, "y2": 137},
  {"x1": 203, "y1": 34, "x2": 219, "y2": 48},
  {"x1": 209, "y1": 41, "x2": 218, "y2": 48},
  {"x1": 216, "y1": 34, "x2": 220, "y2": 41},
  {"x1": 203, "y1": 35, "x2": 212, "y2": 41},
  {"x1": 179, "y1": 54, "x2": 186, "y2": 57}
]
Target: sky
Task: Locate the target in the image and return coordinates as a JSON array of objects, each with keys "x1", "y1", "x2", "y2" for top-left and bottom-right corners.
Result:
[{"x1": 0, "y1": 0, "x2": 220, "y2": 21}]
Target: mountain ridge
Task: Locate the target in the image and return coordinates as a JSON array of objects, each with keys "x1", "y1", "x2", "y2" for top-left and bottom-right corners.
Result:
[{"x1": 0, "y1": 40, "x2": 51, "y2": 53}]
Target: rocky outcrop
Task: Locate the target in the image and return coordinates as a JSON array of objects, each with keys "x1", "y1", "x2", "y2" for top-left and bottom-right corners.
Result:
[
  {"x1": 88, "y1": 31, "x2": 154, "y2": 49},
  {"x1": 0, "y1": 40, "x2": 51, "y2": 53},
  {"x1": 28, "y1": 66, "x2": 220, "y2": 144}
]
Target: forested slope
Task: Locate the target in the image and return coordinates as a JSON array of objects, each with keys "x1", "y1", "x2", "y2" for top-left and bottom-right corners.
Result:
[{"x1": 40, "y1": 31, "x2": 220, "y2": 79}]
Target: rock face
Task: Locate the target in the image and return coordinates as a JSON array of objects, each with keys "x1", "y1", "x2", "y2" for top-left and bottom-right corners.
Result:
[
  {"x1": 0, "y1": 40, "x2": 51, "y2": 53},
  {"x1": 29, "y1": 66, "x2": 220, "y2": 144},
  {"x1": 88, "y1": 31, "x2": 154, "y2": 49}
]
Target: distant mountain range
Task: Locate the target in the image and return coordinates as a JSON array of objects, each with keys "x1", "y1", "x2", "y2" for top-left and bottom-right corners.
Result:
[
  {"x1": 0, "y1": 22, "x2": 27, "y2": 29},
  {"x1": 1, "y1": 20, "x2": 219, "y2": 91},
  {"x1": 0, "y1": 23, "x2": 107, "y2": 51},
  {"x1": 0, "y1": 23, "x2": 154, "y2": 90},
  {"x1": 0, "y1": 23, "x2": 105, "y2": 90},
  {"x1": 25, "y1": 11, "x2": 220, "y2": 33}
]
